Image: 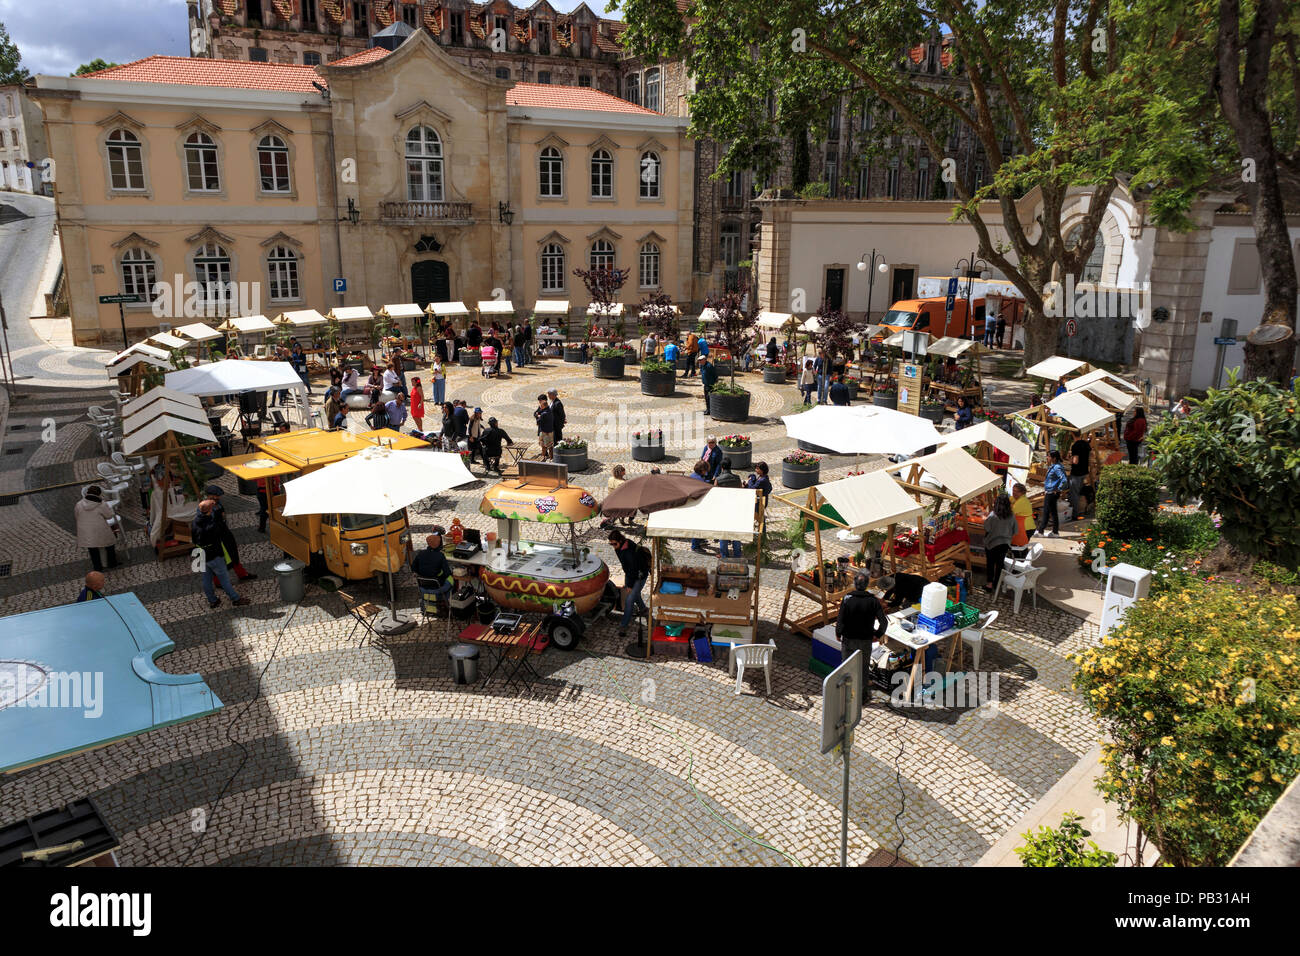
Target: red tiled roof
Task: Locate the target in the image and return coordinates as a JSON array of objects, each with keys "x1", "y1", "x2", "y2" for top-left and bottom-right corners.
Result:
[
  {"x1": 507, "y1": 82, "x2": 661, "y2": 115},
  {"x1": 79, "y1": 56, "x2": 325, "y2": 93},
  {"x1": 329, "y1": 47, "x2": 392, "y2": 67}
]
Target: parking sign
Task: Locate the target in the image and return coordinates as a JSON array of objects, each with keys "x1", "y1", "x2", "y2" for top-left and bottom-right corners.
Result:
[{"x1": 333, "y1": 277, "x2": 347, "y2": 293}]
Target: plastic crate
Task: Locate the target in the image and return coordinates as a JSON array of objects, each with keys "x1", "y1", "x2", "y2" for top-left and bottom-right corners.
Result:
[
  {"x1": 916, "y1": 611, "x2": 955, "y2": 634},
  {"x1": 947, "y1": 601, "x2": 979, "y2": 629}
]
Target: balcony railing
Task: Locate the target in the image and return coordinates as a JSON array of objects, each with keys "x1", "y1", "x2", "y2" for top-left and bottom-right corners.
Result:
[{"x1": 379, "y1": 201, "x2": 474, "y2": 223}]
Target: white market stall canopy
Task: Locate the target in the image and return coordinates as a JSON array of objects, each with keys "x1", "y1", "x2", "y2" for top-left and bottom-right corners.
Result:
[
  {"x1": 111, "y1": 342, "x2": 170, "y2": 364},
  {"x1": 149, "y1": 332, "x2": 189, "y2": 350},
  {"x1": 781, "y1": 404, "x2": 942, "y2": 456},
  {"x1": 815, "y1": 471, "x2": 925, "y2": 535},
  {"x1": 276, "y1": 309, "x2": 328, "y2": 327},
  {"x1": 175, "y1": 322, "x2": 222, "y2": 342},
  {"x1": 122, "y1": 386, "x2": 203, "y2": 420},
  {"x1": 758, "y1": 311, "x2": 794, "y2": 329},
  {"x1": 927, "y1": 336, "x2": 980, "y2": 358},
  {"x1": 1046, "y1": 391, "x2": 1112, "y2": 433},
  {"x1": 860, "y1": 324, "x2": 884, "y2": 339},
  {"x1": 886, "y1": 447, "x2": 1003, "y2": 503},
  {"x1": 165, "y1": 359, "x2": 305, "y2": 398},
  {"x1": 646, "y1": 487, "x2": 761, "y2": 542},
  {"x1": 1025, "y1": 355, "x2": 1088, "y2": 381},
  {"x1": 533, "y1": 299, "x2": 571, "y2": 314},
  {"x1": 217, "y1": 315, "x2": 275, "y2": 334},
  {"x1": 1077, "y1": 380, "x2": 1137, "y2": 412},
  {"x1": 478, "y1": 300, "x2": 516, "y2": 314},
  {"x1": 281, "y1": 446, "x2": 475, "y2": 517},
  {"x1": 587, "y1": 302, "x2": 624, "y2": 316},
  {"x1": 123, "y1": 398, "x2": 208, "y2": 436},
  {"x1": 428, "y1": 301, "x2": 470, "y2": 317},
  {"x1": 883, "y1": 330, "x2": 931, "y2": 350},
  {"x1": 639, "y1": 304, "x2": 680, "y2": 317},
  {"x1": 377, "y1": 304, "x2": 424, "y2": 320},
  {"x1": 105, "y1": 352, "x2": 171, "y2": 377},
  {"x1": 801, "y1": 316, "x2": 822, "y2": 333},
  {"x1": 330, "y1": 306, "x2": 376, "y2": 323},
  {"x1": 698, "y1": 307, "x2": 719, "y2": 324},
  {"x1": 936, "y1": 420, "x2": 1032, "y2": 467},
  {"x1": 1065, "y1": 368, "x2": 1141, "y2": 393},
  {"x1": 121, "y1": 414, "x2": 216, "y2": 456}
]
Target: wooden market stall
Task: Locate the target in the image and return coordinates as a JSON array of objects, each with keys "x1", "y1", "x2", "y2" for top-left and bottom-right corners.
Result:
[
  {"x1": 644, "y1": 487, "x2": 766, "y2": 657},
  {"x1": 426, "y1": 301, "x2": 472, "y2": 362},
  {"x1": 175, "y1": 322, "x2": 223, "y2": 361},
  {"x1": 106, "y1": 350, "x2": 173, "y2": 398},
  {"x1": 774, "y1": 471, "x2": 925, "y2": 638},
  {"x1": 924, "y1": 336, "x2": 986, "y2": 410}
]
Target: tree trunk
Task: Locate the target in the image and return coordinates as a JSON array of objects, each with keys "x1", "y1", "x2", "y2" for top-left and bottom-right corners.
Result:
[{"x1": 1021, "y1": 305, "x2": 1062, "y2": 372}]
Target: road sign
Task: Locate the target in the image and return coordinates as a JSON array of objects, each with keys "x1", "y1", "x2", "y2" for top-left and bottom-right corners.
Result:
[
  {"x1": 822, "y1": 650, "x2": 864, "y2": 868},
  {"x1": 98, "y1": 293, "x2": 144, "y2": 304},
  {"x1": 1214, "y1": 337, "x2": 1236, "y2": 346},
  {"x1": 333, "y1": 277, "x2": 347, "y2": 293},
  {"x1": 947, "y1": 276, "x2": 959, "y2": 297},
  {"x1": 944, "y1": 293, "x2": 956, "y2": 313},
  {"x1": 1065, "y1": 318, "x2": 1078, "y2": 337}
]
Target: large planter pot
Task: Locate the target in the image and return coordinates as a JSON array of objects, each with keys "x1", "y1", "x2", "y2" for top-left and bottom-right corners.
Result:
[
  {"x1": 343, "y1": 358, "x2": 366, "y2": 373},
  {"x1": 640, "y1": 368, "x2": 676, "y2": 397},
  {"x1": 709, "y1": 389, "x2": 751, "y2": 423},
  {"x1": 554, "y1": 445, "x2": 588, "y2": 473},
  {"x1": 846, "y1": 381, "x2": 860, "y2": 402},
  {"x1": 563, "y1": 346, "x2": 584, "y2": 363},
  {"x1": 919, "y1": 406, "x2": 946, "y2": 424},
  {"x1": 632, "y1": 436, "x2": 665, "y2": 462},
  {"x1": 719, "y1": 443, "x2": 752, "y2": 470},
  {"x1": 675, "y1": 355, "x2": 689, "y2": 371},
  {"x1": 592, "y1": 355, "x2": 625, "y2": 379},
  {"x1": 460, "y1": 351, "x2": 482, "y2": 367},
  {"x1": 872, "y1": 393, "x2": 897, "y2": 409},
  {"x1": 713, "y1": 360, "x2": 733, "y2": 378},
  {"x1": 400, "y1": 356, "x2": 417, "y2": 372},
  {"x1": 782, "y1": 460, "x2": 821, "y2": 490},
  {"x1": 762, "y1": 367, "x2": 787, "y2": 384}
]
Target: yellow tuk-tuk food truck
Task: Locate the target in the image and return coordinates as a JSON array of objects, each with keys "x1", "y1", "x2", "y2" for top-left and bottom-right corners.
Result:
[{"x1": 214, "y1": 428, "x2": 427, "y2": 580}]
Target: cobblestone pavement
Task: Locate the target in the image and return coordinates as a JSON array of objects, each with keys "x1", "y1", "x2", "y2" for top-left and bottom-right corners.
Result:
[{"x1": 0, "y1": 358, "x2": 1101, "y2": 866}]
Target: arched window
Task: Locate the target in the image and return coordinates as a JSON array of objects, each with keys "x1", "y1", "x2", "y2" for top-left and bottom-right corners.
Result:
[
  {"x1": 194, "y1": 242, "x2": 232, "y2": 313},
  {"x1": 106, "y1": 129, "x2": 145, "y2": 190},
  {"x1": 624, "y1": 73, "x2": 640, "y2": 106},
  {"x1": 541, "y1": 243, "x2": 566, "y2": 292},
  {"x1": 639, "y1": 151, "x2": 660, "y2": 199},
  {"x1": 405, "y1": 126, "x2": 444, "y2": 202},
  {"x1": 1068, "y1": 224, "x2": 1105, "y2": 282},
  {"x1": 267, "y1": 245, "x2": 300, "y2": 301},
  {"x1": 639, "y1": 242, "x2": 660, "y2": 289},
  {"x1": 119, "y1": 247, "x2": 157, "y2": 301},
  {"x1": 539, "y1": 146, "x2": 563, "y2": 197},
  {"x1": 258, "y1": 134, "x2": 291, "y2": 192},
  {"x1": 184, "y1": 131, "x2": 220, "y2": 191},
  {"x1": 643, "y1": 67, "x2": 661, "y2": 112},
  {"x1": 590, "y1": 148, "x2": 612, "y2": 198},
  {"x1": 589, "y1": 239, "x2": 615, "y2": 271}
]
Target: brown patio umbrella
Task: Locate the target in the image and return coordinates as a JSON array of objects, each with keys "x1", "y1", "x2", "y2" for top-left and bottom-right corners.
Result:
[{"x1": 600, "y1": 473, "x2": 712, "y2": 519}]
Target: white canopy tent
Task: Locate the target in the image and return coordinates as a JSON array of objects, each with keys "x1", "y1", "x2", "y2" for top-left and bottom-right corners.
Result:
[
  {"x1": 781, "y1": 404, "x2": 942, "y2": 457},
  {"x1": 478, "y1": 300, "x2": 516, "y2": 316},
  {"x1": 123, "y1": 398, "x2": 209, "y2": 436},
  {"x1": 149, "y1": 332, "x2": 189, "y2": 350},
  {"x1": 1025, "y1": 354, "x2": 1087, "y2": 381},
  {"x1": 217, "y1": 315, "x2": 276, "y2": 334},
  {"x1": 927, "y1": 336, "x2": 980, "y2": 358},
  {"x1": 275, "y1": 309, "x2": 328, "y2": 328},
  {"x1": 646, "y1": 487, "x2": 760, "y2": 541},
  {"x1": 329, "y1": 306, "x2": 376, "y2": 324},
  {"x1": 815, "y1": 471, "x2": 925, "y2": 535},
  {"x1": 1065, "y1": 368, "x2": 1141, "y2": 393},
  {"x1": 885, "y1": 447, "x2": 1003, "y2": 503},
  {"x1": 587, "y1": 302, "x2": 624, "y2": 317},
  {"x1": 165, "y1": 359, "x2": 310, "y2": 425},
  {"x1": 801, "y1": 316, "x2": 822, "y2": 333},
  {"x1": 533, "y1": 299, "x2": 571, "y2": 315},
  {"x1": 1077, "y1": 380, "x2": 1137, "y2": 413},
  {"x1": 376, "y1": 303, "x2": 424, "y2": 320},
  {"x1": 1046, "y1": 390, "x2": 1112, "y2": 433},
  {"x1": 121, "y1": 414, "x2": 216, "y2": 457},
  {"x1": 757, "y1": 311, "x2": 794, "y2": 330},
  {"x1": 428, "y1": 301, "x2": 470, "y2": 317},
  {"x1": 175, "y1": 322, "x2": 222, "y2": 342},
  {"x1": 122, "y1": 386, "x2": 204, "y2": 420},
  {"x1": 937, "y1": 420, "x2": 1031, "y2": 468},
  {"x1": 111, "y1": 342, "x2": 170, "y2": 364},
  {"x1": 105, "y1": 352, "x2": 171, "y2": 378}
]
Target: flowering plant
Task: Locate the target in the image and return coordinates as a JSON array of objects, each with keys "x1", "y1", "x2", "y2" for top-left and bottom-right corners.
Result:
[
  {"x1": 718, "y1": 434, "x2": 751, "y2": 447},
  {"x1": 783, "y1": 451, "x2": 820, "y2": 467},
  {"x1": 556, "y1": 436, "x2": 588, "y2": 450},
  {"x1": 631, "y1": 429, "x2": 664, "y2": 441},
  {"x1": 874, "y1": 382, "x2": 897, "y2": 394}
]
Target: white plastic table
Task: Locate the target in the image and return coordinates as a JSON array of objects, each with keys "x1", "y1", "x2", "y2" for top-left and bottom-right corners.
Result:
[{"x1": 884, "y1": 608, "x2": 962, "y2": 700}]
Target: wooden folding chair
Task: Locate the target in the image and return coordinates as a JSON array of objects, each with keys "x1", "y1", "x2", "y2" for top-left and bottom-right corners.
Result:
[{"x1": 339, "y1": 589, "x2": 384, "y2": 649}]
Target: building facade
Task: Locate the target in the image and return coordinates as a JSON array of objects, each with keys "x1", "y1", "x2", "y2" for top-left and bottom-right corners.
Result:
[
  {"x1": 0, "y1": 85, "x2": 51, "y2": 195},
  {"x1": 34, "y1": 31, "x2": 690, "y2": 346}
]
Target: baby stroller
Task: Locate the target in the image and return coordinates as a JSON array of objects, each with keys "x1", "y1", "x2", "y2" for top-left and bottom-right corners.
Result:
[{"x1": 480, "y1": 344, "x2": 498, "y2": 378}]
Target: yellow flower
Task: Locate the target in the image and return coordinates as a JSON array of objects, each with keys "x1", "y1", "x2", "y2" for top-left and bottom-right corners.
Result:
[{"x1": 1143, "y1": 710, "x2": 1155, "y2": 720}]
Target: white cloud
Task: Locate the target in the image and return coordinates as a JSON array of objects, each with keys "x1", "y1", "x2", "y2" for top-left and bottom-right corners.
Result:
[{"x1": 0, "y1": 0, "x2": 190, "y2": 76}]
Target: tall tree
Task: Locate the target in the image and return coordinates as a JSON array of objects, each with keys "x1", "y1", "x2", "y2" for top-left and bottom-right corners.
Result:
[
  {"x1": 618, "y1": 0, "x2": 1199, "y2": 367},
  {"x1": 73, "y1": 59, "x2": 120, "y2": 77},
  {"x1": 0, "y1": 23, "x2": 29, "y2": 86}
]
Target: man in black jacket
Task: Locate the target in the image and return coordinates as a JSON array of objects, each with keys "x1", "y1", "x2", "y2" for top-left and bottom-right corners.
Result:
[
  {"x1": 202, "y1": 485, "x2": 257, "y2": 581},
  {"x1": 547, "y1": 389, "x2": 566, "y2": 444},
  {"x1": 609, "y1": 529, "x2": 651, "y2": 637},
  {"x1": 836, "y1": 573, "x2": 888, "y2": 700},
  {"x1": 192, "y1": 500, "x2": 250, "y2": 609},
  {"x1": 534, "y1": 394, "x2": 555, "y2": 458},
  {"x1": 478, "y1": 417, "x2": 513, "y2": 474},
  {"x1": 412, "y1": 534, "x2": 454, "y2": 612}
]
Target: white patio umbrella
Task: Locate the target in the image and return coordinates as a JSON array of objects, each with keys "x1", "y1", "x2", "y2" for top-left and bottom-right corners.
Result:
[
  {"x1": 780, "y1": 404, "x2": 942, "y2": 457},
  {"x1": 281, "y1": 445, "x2": 476, "y2": 625}
]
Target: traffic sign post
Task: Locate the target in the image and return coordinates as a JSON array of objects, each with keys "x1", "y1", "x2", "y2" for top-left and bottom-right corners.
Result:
[
  {"x1": 333, "y1": 277, "x2": 347, "y2": 294},
  {"x1": 99, "y1": 293, "x2": 144, "y2": 351},
  {"x1": 821, "y1": 650, "x2": 864, "y2": 867}
]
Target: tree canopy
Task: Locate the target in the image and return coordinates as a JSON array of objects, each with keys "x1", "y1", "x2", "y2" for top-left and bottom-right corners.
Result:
[
  {"x1": 73, "y1": 59, "x2": 120, "y2": 77},
  {"x1": 0, "y1": 22, "x2": 29, "y2": 86}
]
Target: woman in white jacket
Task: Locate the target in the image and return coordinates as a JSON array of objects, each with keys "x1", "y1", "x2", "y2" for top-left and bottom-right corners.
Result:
[{"x1": 75, "y1": 486, "x2": 119, "y2": 571}]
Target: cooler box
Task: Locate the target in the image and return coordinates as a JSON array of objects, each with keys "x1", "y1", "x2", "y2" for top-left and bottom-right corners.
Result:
[{"x1": 811, "y1": 624, "x2": 842, "y2": 667}]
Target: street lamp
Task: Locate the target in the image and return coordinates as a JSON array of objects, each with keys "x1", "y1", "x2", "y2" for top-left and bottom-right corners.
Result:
[
  {"x1": 953, "y1": 252, "x2": 990, "y2": 341},
  {"x1": 338, "y1": 197, "x2": 359, "y2": 226},
  {"x1": 856, "y1": 249, "x2": 888, "y2": 323}
]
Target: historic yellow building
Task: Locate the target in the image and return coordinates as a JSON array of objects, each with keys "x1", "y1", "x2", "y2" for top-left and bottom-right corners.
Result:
[{"x1": 34, "y1": 29, "x2": 691, "y2": 346}]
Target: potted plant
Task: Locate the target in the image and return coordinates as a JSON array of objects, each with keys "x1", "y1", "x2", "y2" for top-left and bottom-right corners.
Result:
[
  {"x1": 631, "y1": 428, "x2": 665, "y2": 462},
  {"x1": 782, "y1": 450, "x2": 821, "y2": 489},
  {"x1": 920, "y1": 398, "x2": 946, "y2": 424},
  {"x1": 718, "y1": 433, "x2": 752, "y2": 470},
  {"x1": 573, "y1": 262, "x2": 629, "y2": 367},
  {"x1": 762, "y1": 361, "x2": 786, "y2": 384},
  {"x1": 639, "y1": 357, "x2": 676, "y2": 396},
  {"x1": 563, "y1": 342, "x2": 584, "y2": 363},
  {"x1": 873, "y1": 382, "x2": 898, "y2": 409},
  {"x1": 592, "y1": 345, "x2": 626, "y2": 379},
  {"x1": 554, "y1": 435, "x2": 588, "y2": 472},
  {"x1": 705, "y1": 291, "x2": 758, "y2": 423},
  {"x1": 459, "y1": 345, "x2": 482, "y2": 367},
  {"x1": 638, "y1": 292, "x2": 679, "y2": 396}
]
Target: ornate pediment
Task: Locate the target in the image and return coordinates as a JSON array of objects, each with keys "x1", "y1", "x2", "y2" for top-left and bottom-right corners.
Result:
[
  {"x1": 587, "y1": 134, "x2": 619, "y2": 153},
  {"x1": 585, "y1": 225, "x2": 622, "y2": 243},
  {"x1": 537, "y1": 132, "x2": 570, "y2": 151},
  {"x1": 635, "y1": 230, "x2": 667, "y2": 246},
  {"x1": 174, "y1": 113, "x2": 224, "y2": 135},
  {"x1": 259, "y1": 231, "x2": 303, "y2": 248},
  {"x1": 251, "y1": 118, "x2": 294, "y2": 139},
  {"x1": 395, "y1": 99, "x2": 454, "y2": 126},
  {"x1": 111, "y1": 232, "x2": 159, "y2": 249},
  {"x1": 536, "y1": 230, "x2": 571, "y2": 246},
  {"x1": 636, "y1": 137, "x2": 669, "y2": 155},
  {"x1": 95, "y1": 110, "x2": 144, "y2": 131},
  {"x1": 185, "y1": 225, "x2": 236, "y2": 246}
]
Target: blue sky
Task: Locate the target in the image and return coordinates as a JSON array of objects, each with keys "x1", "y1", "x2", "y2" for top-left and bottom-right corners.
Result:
[{"x1": 1, "y1": 0, "x2": 620, "y2": 76}]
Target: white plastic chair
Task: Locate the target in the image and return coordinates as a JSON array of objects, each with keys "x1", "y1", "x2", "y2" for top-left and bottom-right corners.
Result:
[
  {"x1": 1000, "y1": 565, "x2": 1045, "y2": 614},
  {"x1": 729, "y1": 640, "x2": 776, "y2": 696},
  {"x1": 111, "y1": 451, "x2": 148, "y2": 477},
  {"x1": 88, "y1": 405, "x2": 117, "y2": 425},
  {"x1": 1005, "y1": 542, "x2": 1044, "y2": 574},
  {"x1": 95, "y1": 461, "x2": 133, "y2": 499},
  {"x1": 254, "y1": 344, "x2": 269, "y2": 358},
  {"x1": 960, "y1": 610, "x2": 999, "y2": 670},
  {"x1": 83, "y1": 484, "x2": 121, "y2": 513}
]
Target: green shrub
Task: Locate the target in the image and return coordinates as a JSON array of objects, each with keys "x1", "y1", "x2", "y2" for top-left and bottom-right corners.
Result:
[
  {"x1": 1072, "y1": 582, "x2": 1300, "y2": 866},
  {"x1": 1078, "y1": 511, "x2": 1219, "y2": 594},
  {"x1": 1094, "y1": 463, "x2": 1160, "y2": 536},
  {"x1": 1015, "y1": 812, "x2": 1118, "y2": 867}
]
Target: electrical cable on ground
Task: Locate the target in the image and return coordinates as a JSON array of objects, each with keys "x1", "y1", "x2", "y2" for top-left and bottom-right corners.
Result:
[{"x1": 886, "y1": 695, "x2": 909, "y2": 866}]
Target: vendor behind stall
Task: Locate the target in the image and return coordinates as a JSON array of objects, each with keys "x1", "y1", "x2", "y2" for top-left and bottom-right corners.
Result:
[
  {"x1": 609, "y1": 529, "x2": 651, "y2": 637},
  {"x1": 836, "y1": 573, "x2": 888, "y2": 699}
]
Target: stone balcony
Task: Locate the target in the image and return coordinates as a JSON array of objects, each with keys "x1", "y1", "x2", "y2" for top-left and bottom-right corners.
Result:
[{"x1": 378, "y1": 201, "x2": 475, "y2": 224}]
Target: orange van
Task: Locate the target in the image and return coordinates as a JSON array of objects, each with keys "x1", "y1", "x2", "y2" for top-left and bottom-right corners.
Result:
[{"x1": 874, "y1": 297, "x2": 986, "y2": 341}]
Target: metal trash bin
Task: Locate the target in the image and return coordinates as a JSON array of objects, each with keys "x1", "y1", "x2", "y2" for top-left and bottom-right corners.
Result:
[
  {"x1": 273, "y1": 558, "x2": 307, "y2": 604},
  {"x1": 449, "y1": 643, "x2": 480, "y2": 685}
]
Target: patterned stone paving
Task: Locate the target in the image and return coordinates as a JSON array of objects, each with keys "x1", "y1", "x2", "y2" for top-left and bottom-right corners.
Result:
[{"x1": 0, "y1": 358, "x2": 1102, "y2": 866}]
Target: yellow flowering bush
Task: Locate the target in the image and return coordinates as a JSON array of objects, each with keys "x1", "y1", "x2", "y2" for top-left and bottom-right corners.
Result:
[{"x1": 1073, "y1": 581, "x2": 1300, "y2": 866}]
